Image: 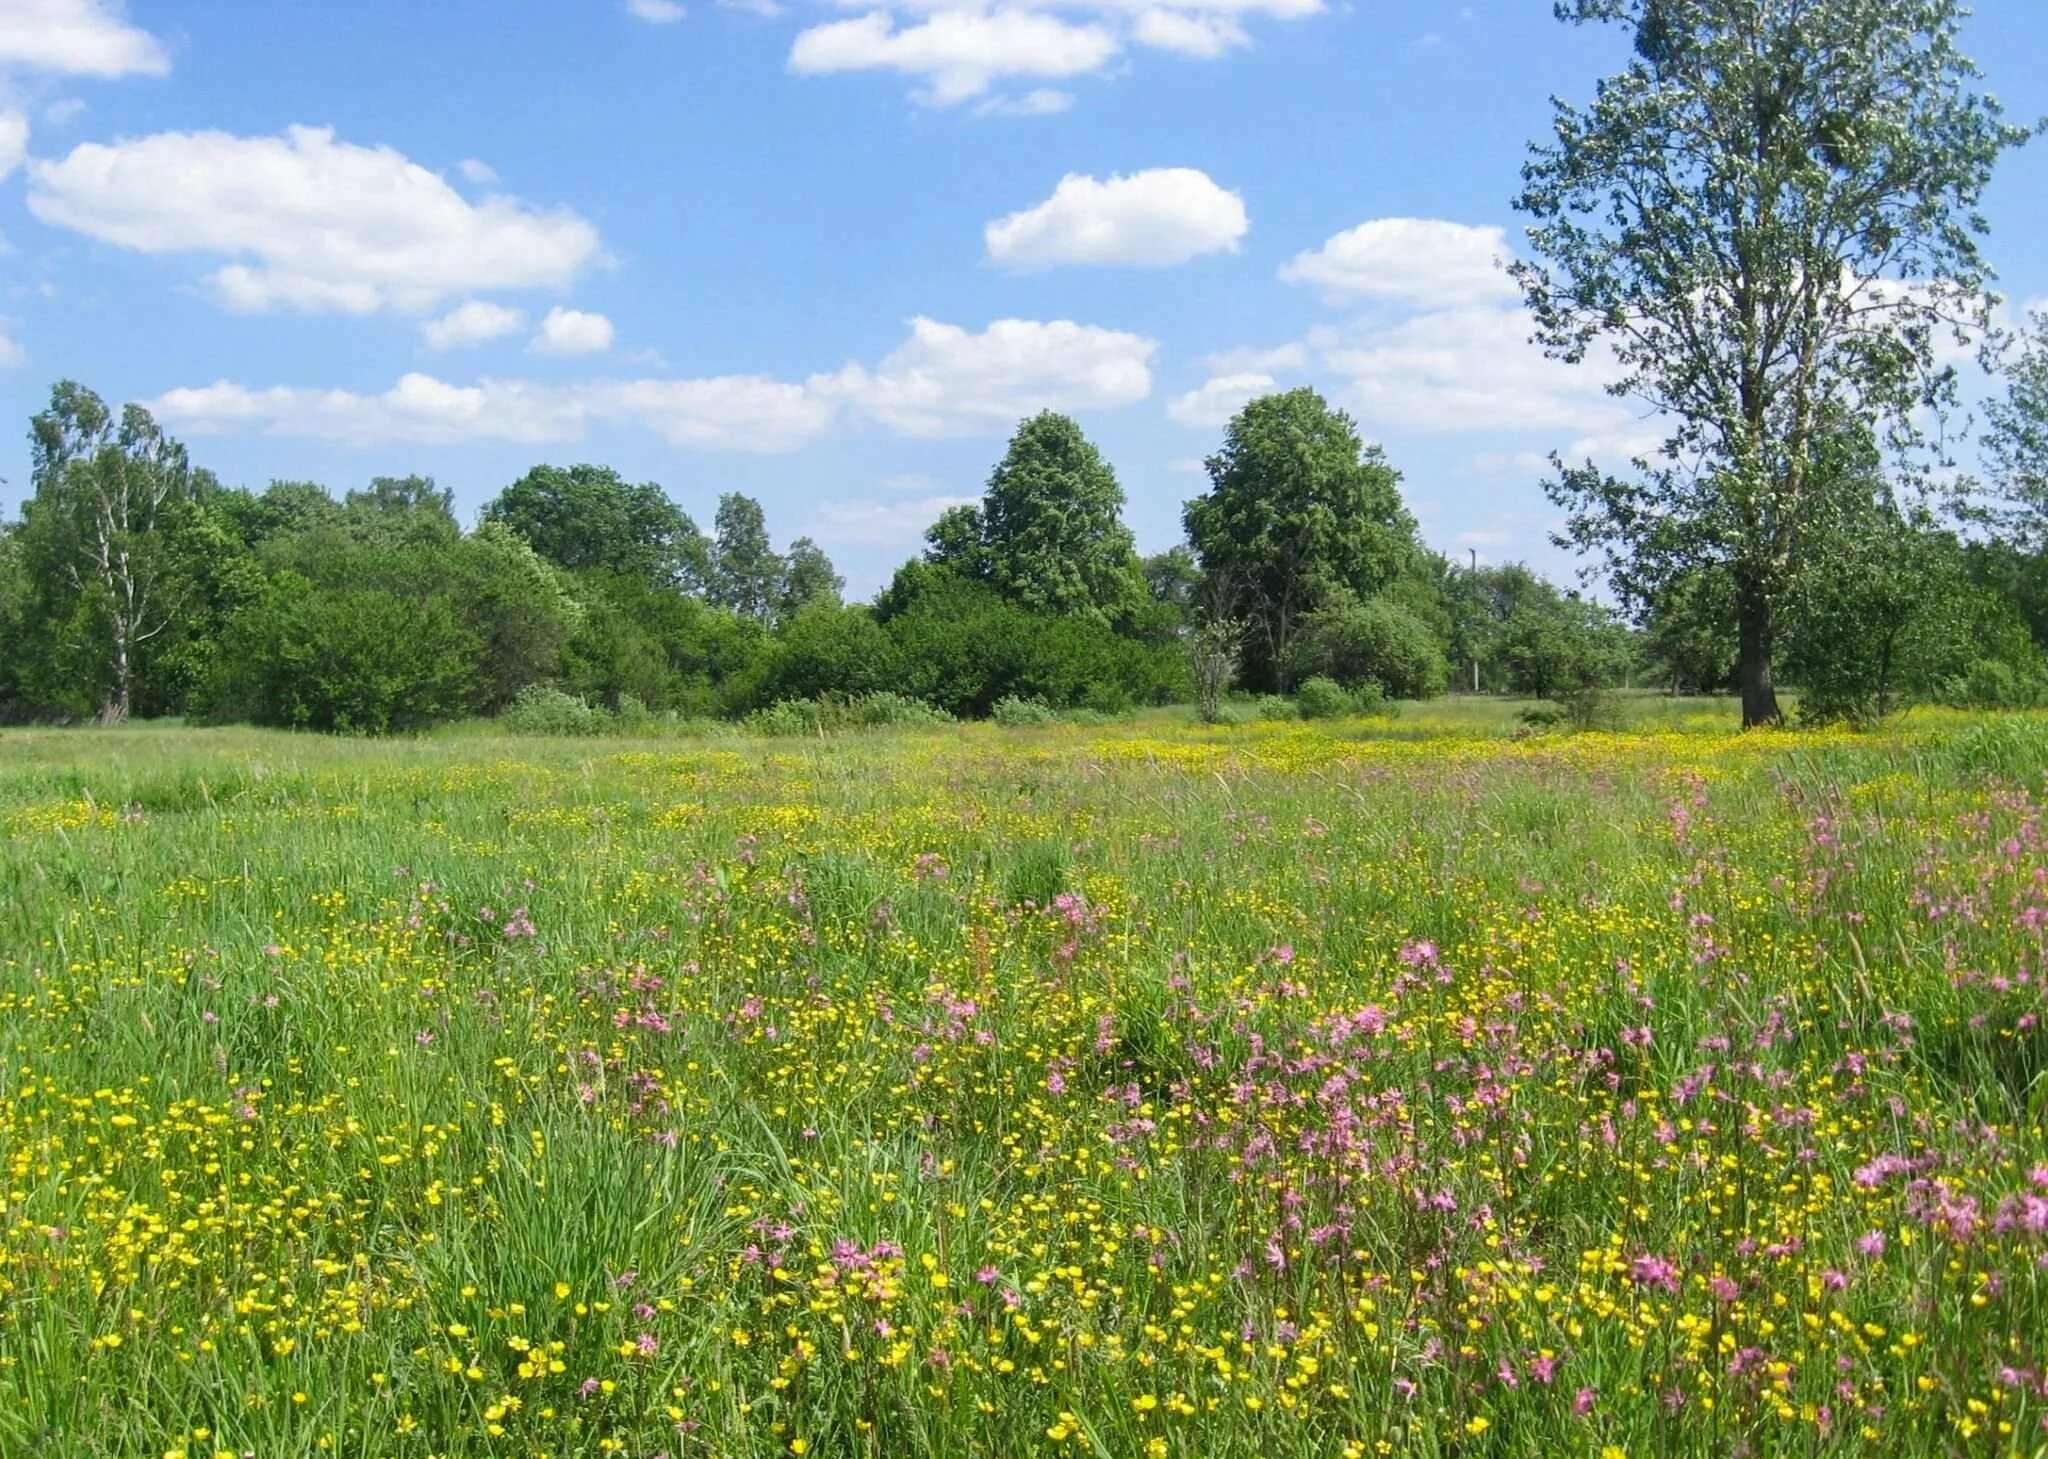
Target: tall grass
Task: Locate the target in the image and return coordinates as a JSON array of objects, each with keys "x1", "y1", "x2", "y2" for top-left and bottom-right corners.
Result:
[{"x1": 0, "y1": 707, "x2": 2043, "y2": 1455}]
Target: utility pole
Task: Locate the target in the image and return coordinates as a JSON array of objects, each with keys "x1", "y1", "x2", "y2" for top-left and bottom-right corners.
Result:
[{"x1": 1468, "y1": 549, "x2": 1480, "y2": 694}]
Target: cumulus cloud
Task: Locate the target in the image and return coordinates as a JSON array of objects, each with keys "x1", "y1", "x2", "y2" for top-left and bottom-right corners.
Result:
[
  {"x1": 147, "y1": 371, "x2": 839, "y2": 453},
  {"x1": 421, "y1": 300, "x2": 526, "y2": 351},
  {"x1": 27, "y1": 125, "x2": 604, "y2": 315},
  {"x1": 789, "y1": 10, "x2": 1119, "y2": 105},
  {"x1": 0, "y1": 318, "x2": 23, "y2": 369},
  {"x1": 985, "y1": 168, "x2": 1247, "y2": 270},
  {"x1": 810, "y1": 493, "x2": 980, "y2": 549},
  {"x1": 530, "y1": 306, "x2": 615, "y2": 356},
  {"x1": 793, "y1": 0, "x2": 1321, "y2": 102},
  {"x1": 456, "y1": 157, "x2": 498, "y2": 184},
  {"x1": 0, "y1": 107, "x2": 25, "y2": 182},
  {"x1": 627, "y1": 0, "x2": 687, "y2": 19},
  {"x1": 834, "y1": 315, "x2": 1157, "y2": 437},
  {"x1": 1131, "y1": 9, "x2": 1247, "y2": 57},
  {"x1": 0, "y1": 0, "x2": 167, "y2": 78},
  {"x1": 1316, "y1": 305, "x2": 1626, "y2": 436},
  {"x1": 149, "y1": 314, "x2": 1155, "y2": 452},
  {"x1": 1167, "y1": 371, "x2": 1274, "y2": 427},
  {"x1": 1280, "y1": 217, "x2": 1519, "y2": 309}
]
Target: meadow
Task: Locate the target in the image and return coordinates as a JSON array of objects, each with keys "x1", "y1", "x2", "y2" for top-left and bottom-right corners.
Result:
[{"x1": 2, "y1": 706, "x2": 2046, "y2": 1458}]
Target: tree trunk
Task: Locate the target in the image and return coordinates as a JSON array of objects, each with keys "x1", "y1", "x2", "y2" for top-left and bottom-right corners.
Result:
[
  {"x1": 1735, "y1": 581, "x2": 1781, "y2": 728},
  {"x1": 100, "y1": 629, "x2": 132, "y2": 726}
]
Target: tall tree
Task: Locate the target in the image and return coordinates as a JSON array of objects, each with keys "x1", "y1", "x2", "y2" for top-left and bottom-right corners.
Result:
[
  {"x1": 484, "y1": 463, "x2": 708, "y2": 590},
  {"x1": 926, "y1": 414, "x2": 1144, "y2": 624},
  {"x1": 343, "y1": 474, "x2": 459, "y2": 546},
  {"x1": 1515, "y1": 0, "x2": 2029, "y2": 725},
  {"x1": 973, "y1": 412, "x2": 1141, "y2": 622},
  {"x1": 1984, "y1": 308, "x2": 2048, "y2": 544},
  {"x1": 778, "y1": 536, "x2": 844, "y2": 621},
  {"x1": 1182, "y1": 388, "x2": 1419, "y2": 690},
  {"x1": 24, "y1": 381, "x2": 200, "y2": 723},
  {"x1": 708, "y1": 492, "x2": 784, "y2": 622}
]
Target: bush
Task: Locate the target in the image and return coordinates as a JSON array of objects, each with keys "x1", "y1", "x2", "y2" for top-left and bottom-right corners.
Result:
[
  {"x1": 1294, "y1": 676, "x2": 1354, "y2": 719},
  {"x1": 743, "y1": 692, "x2": 953, "y2": 737},
  {"x1": 1289, "y1": 593, "x2": 1448, "y2": 699},
  {"x1": 206, "y1": 575, "x2": 480, "y2": 733},
  {"x1": 1940, "y1": 658, "x2": 2046, "y2": 710},
  {"x1": 1252, "y1": 694, "x2": 1301, "y2": 721},
  {"x1": 499, "y1": 685, "x2": 613, "y2": 736},
  {"x1": 991, "y1": 694, "x2": 1057, "y2": 726}
]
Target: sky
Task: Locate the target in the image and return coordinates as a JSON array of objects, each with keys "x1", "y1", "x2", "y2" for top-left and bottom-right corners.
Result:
[{"x1": 2, "y1": 0, "x2": 2047, "y2": 597}]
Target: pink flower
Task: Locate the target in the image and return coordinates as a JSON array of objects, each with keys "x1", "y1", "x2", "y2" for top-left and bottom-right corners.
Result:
[
  {"x1": 1574, "y1": 1387, "x2": 1597, "y2": 1416},
  {"x1": 1857, "y1": 1230, "x2": 1886, "y2": 1259}
]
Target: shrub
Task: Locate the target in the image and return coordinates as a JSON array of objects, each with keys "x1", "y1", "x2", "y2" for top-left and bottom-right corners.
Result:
[
  {"x1": 1252, "y1": 694, "x2": 1301, "y2": 721},
  {"x1": 991, "y1": 694, "x2": 1058, "y2": 726},
  {"x1": 1289, "y1": 592, "x2": 1449, "y2": 699},
  {"x1": 1940, "y1": 658, "x2": 2046, "y2": 710},
  {"x1": 207, "y1": 575, "x2": 480, "y2": 734},
  {"x1": 500, "y1": 684, "x2": 612, "y2": 736},
  {"x1": 1294, "y1": 676, "x2": 1354, "y2": 719},
  {"x1": 743, "y1": 692, "x2": 953, "y2": 736}
]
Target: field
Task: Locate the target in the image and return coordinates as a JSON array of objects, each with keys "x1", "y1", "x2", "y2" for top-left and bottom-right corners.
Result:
[{"x1": 2, "y1": 708, "x2": 2047, "y2": 1458}]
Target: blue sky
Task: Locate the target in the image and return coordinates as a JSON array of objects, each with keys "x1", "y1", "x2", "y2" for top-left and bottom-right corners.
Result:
[{"x1": 3, "y1": 0, "x2": 2046, "y2": 595}]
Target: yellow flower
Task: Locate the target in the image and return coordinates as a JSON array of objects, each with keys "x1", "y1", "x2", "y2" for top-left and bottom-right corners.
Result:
[{"x1": 1465, "y1": 1416, "x2": 1491, "y2": 1437}]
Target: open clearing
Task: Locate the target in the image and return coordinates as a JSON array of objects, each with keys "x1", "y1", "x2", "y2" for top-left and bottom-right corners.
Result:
[{"x1": 2, "y1": 710, "x2": 2046, "y2": 1456}]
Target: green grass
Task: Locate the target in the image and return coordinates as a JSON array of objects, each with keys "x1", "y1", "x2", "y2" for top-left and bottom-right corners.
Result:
[{"x1": 1, "y1": 707, "x2": 2044, "y2": 1457}]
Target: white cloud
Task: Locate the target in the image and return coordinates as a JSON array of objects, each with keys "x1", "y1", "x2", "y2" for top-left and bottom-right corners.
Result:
[
  {"x1": 627, "y1": 0, "x2": 687, "y2": 20},
  {"x1": 41, "y1": 96, "x2": 86, "y2": 123},
  {"x1": 720, "y1": 0, "x2": 785, "y2": 14},
  {"x1": 810, "y1": 493, "x2": 979, "y2": 549},
  {"x1": 530, "y1": 306, "x2": 615, "y2": 356},
  {"x1": 835, "y1": 315, "x2": 1156, "y2": 437},
  {"x1": 593, "y1": 376, "x2": 836, "y2": 449},
  {"x1": 0, "y1": 0, "x2": 167, "y2": 78},
  {"x1": 0, "y1": 318, "x2": 23, "y2": 369},
  {"x1": 973, "y1": 87, "x2": 1073, "y2": 117},
  {"x1": 1167, "y1": 370, "x2": 1273, "y2": 427},
  {"x1": 985, "y1": 168, "x2": 1246, "y2": 270},
  {"x1": 1280, "y1": 217, "x2": 1518, "y2": 308},
  {"x1": 0, "y1": 107, "x2": 25, "y2": 182},
  {"x1": 147, "y1": 371, "x2": 838, "y2": 453},
  {"x1": 789, "y1": 10, "x2": 1119, "y2": 105},
  {"x1": 27, "y1": 125, "x2": 603, "y2": 315},
  {"x1": 1132, "y1": 9, "x2": 1247, "y2": 57},
  {"x1": 147, "y1": 313, "x2": 1153, "y2": 451},
  {"x1": 1316, "y1": 305, "x2": 1626, "y2": 435},
  {"x1": 421, "y1": 300, "x2": 526, "y2": 351},
  {"x1": 456, "y1": 157, "x2": 498, "y2": 184}
]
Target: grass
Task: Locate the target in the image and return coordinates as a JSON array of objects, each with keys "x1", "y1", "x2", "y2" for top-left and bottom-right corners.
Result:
[{"x1": 1, "y1": 704, "x2": 2045, "y2": 1456}]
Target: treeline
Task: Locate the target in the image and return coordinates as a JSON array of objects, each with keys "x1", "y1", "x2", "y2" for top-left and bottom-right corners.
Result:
[{"x1": 3, "y1": 375, "x2": 2046, "y2": 733}]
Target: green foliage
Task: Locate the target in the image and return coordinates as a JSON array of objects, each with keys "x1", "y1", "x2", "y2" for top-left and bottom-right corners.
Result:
[
  {"x1": 756, "y1": 603, "x2": 898, "y2": 704},
  {"x1": 1519, "y1": 0, "x2": 2025, "y2": 725},
  {"x1": 206, "y1": 574, "x2": 481, "y2": 733},
  {"x1": 990, "y1": 694, "x2": 1057, "y2": 726},
  {"x1": 1287, "y1": 591, "x2": 1449, "y2": 699},
  {"x1": 1938, "y1": 658, "x2": 2046, "y2": 711},
  {"x1": 484, "y1": 463, "x2": 707, "y2": 590},
  {"x1": 708, "y1": 493, "x2": 784, "y2": 622},
  {"x1": 876, "y1": 567, "x2": 1184, "y2": 717},
  {"x1": 926, "y1": 412, "x2": 1143, "y2": 624},
  {"x1": 1184, "y1": 388, "x2": 1422, "y2": 689},
  {"x1": 778, "y1": 537, "x2": 844, "y2": 622},
  {"x1": 1003, "y1": 839, "x2": 1069, "y2": 908},
  {"x1": 499, "y1": 684, "x2": 616, "y2": 736},
  {"x1": 1293, "y1": 675, "x2": 1353, "y2": 719},
  {"x1": 743, "y1": 692, "x2": 952, "y2": 736}
]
